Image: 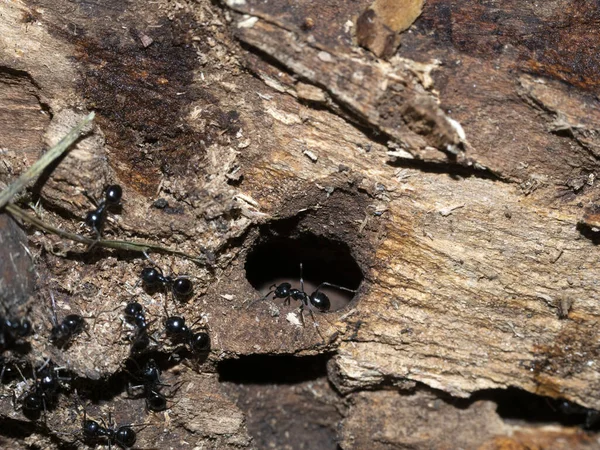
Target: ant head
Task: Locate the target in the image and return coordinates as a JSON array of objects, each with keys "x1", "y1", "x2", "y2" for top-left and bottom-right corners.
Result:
[
  {"x1": 50, "y1": 315, "x2": 85, "y2": 347},
  {"x1": 141, "y1": 267, "x2": 162, "y2": 286},
  {"x1": 116, "y1": 426, "x2": 136, "y2": 447},
  {"x1": 16, "y1": 319, "x2": 33, "y2": 338},
  {"x1": 273, "y1": 283, "x2": 292, "y2": 298},
  {"x1": 0, "y1": 358, "x2": 22, "y2": 383},
  {"x1": 146, "y1": 390, "x2": 167, "y2": 412},
  {"x1": 104, "y1": 185, "x2": 122, "y2": 205},
  {"x1": 124, "y1": 302, "x2": 143, "y2": 318},
  {"x1": 4, "y1": 318, "x2": 32, "y2": 338},
  {"x1": 82, "y1": 419, "x2": 102, "y2": 439},
  {"x1": 310, "y1": 292, "x2": 331, "y2": 312}
]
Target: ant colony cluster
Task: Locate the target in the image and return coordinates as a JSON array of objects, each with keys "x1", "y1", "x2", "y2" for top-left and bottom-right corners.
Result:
[
  {"x1": 1, "y1": 183, "x2": 359, "y2": 448},
  {"x1": 1, "y1": 184, "x2": 212, "y2": 449}
]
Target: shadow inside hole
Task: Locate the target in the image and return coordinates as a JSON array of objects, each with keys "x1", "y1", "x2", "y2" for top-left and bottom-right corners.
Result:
[{"x1": 245, "y1": 233, "x2": 363, "y2": 312}]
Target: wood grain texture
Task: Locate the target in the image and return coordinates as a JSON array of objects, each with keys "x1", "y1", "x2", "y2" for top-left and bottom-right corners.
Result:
[{"x1": 1, "y1": 0, "x2": 600, "y2": 448}]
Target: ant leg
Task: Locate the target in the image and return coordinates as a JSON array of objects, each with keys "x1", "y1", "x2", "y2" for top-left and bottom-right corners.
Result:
[
  {"x1": 0, "y1": 363, "x2": 6, "y2": 384},
  {"x1": 86, "y1": 231, "x2": 101, "y2": 252},
  {"x1": 189, "y1": 316, "x2": 207, "y2": 330},
  {"x1": 82, "y1": 190, "x2": 99, "y2": 208},
  {"x1": 54, "y1": 369, "x2": 71, "y2": 383},
  {"x1": 42, "y1": 397, "x2": 48, "y2": 426},
  {"x1": 127, "y1": 383, "x2": 145, "y2": 397},
  {"x1": 299, "y1": 263, "x2": 304, "y2": 293},
  {"x1": 146, "y1": 332, "x2": 160, "y2": 346},
  {"x1": 298, "y1": 302, "x2": 306, "y2": 327},
  {"x1": 167, "y1": 347, "x2": 185, "y2": 363},
  {"x1": 306, "y1": 305, "x2": 326, "y2": 343},
  {"x1": 49, "y1": 291, "x2": 60, "y2": 328},
  {"x1": 161, "y1": 292, "x2": 171, "y2": 318},
  {"x1": 12, "y1": 390, "x2": 19, "y2": 412},
  {"x1": 38, "y1": 357, "x2": 51, "y2": 372},
  {"x1": 81, "y1": 319, "x2": 92, "y2": 338},
  {"x1": 295, "y1": 299, "x2": 326, "y2": 342},
  {"x1": 245, "y1": 289, "x2": 276, "y2": 309},
  {"x1": 85, "y1": 303, "x2": 111, "y2": 332}
]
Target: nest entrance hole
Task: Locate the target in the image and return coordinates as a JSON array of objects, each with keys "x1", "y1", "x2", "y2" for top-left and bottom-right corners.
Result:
[{"x1": 245, "y1": 233, "x2": 363, "y2": 312}]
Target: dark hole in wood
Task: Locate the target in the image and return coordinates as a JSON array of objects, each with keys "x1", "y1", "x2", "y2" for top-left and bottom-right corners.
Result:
[
  {"x1": 219, "y1": 354, "x2": 341, "y2": 450},
  {"x1": 245, "y1": 233, "x2": 363, "y2": 312},
  {"x1": 218, "y1": 353, "x2": 331, "y2": 384},
  {"x1": 468, "y1": 388, "x2": 600, "y2": 430}
]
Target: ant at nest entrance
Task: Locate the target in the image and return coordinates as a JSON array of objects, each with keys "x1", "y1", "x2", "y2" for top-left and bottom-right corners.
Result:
[{"x1": 244, "y1": 233, "x2": 364, "y2": 314}]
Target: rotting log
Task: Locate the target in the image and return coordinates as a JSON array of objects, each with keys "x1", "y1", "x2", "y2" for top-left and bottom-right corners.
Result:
[{"x1": 1, "y1": 0, "x2": 600, "y2": 448}]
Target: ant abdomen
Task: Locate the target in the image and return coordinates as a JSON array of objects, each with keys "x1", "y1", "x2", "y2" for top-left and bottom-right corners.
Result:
[
  {"x1": 309, "y1": 292, "x2": 331, "y2": 312},
  {"x1": 190, "y1": 332, "x2": 210, "y2": 352},
  {"x1": 104, "y1": 185, "x2": 122, "y2": 205},
  {"x1": 172, "y1": 278, "x2": 193, "y2": 297}
]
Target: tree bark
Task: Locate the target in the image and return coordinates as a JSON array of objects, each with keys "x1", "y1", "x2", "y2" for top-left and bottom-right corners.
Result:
[{"x1": 1, "y1": 0, "x2": 600, "y2": 448}]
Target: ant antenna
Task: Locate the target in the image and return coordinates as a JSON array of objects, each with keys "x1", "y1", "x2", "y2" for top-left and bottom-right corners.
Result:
[
  {"x1": 188, "y1": 315, "x2": 206, "y2": 330},
  {"x1": 244, "y1": 283, "x2": 278, "y2": 310},
  {"x1": 162, "y1": 294, "x2": 171, "y2": 318},
  {"x1": 82, "y1": 190, "x2": 99, "y2": 209},
  {"x1": 299, "y1": 262, "x2": 304, "y2": 293},
  {"x1": 143, "y1": 251, "x2": 160, "y2": 268},
  {"x1": 49, "y1": 291, "x2": 59, "y2": 326},
  {"x1": 15, "y1": 364, "x2": 28, "y2": 386},
  {"x1": 313, "y1": 282, "x2": 357, "y2": 295},
  {"x1": 37, "y1": 357, "x2": 51, "y2": 373}
]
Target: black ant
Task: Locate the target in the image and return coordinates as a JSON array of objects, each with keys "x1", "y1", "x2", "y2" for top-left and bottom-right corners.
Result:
[
  {"x1": 82, "y1": 411, "x2": 137, "y2": 449},
  {"x1": 49, "y1": 292, "x2": 87, "y2": 348},
  {"x1": 138, "y1": 252, "x2": 194, "y2": 300},
  {"x1": 140, "y1": 266, "x2": 193, "y2": 298},
  {"x1": 127, "y1": 359, "x2": 173, "y2": 412},
  {"x1": 50, "y1": 315, "x2": 86, "y2": 347},
  {"x1": 14, "y1": 360, "x2": 65, "y2": 420},
  {"x1": 164, "y1": 316, "x2": 210, "y2": 354},
  {"x1": 85, "y1": 184, "x2": 122, "y2": 237},
  {"x1": 250, "y1": 263, "x2": 357, "y2": 314},
  {"x1": 162, "y1": 298, "x2": 210, "y2": 354},
  {"x1": 123, "y1": 302, "x2": 154, "y2": 353},
  {"x1": 0, "y1": 316, "x2": 33, "y2": 349},
  {"x1": 124, "y1": 302, "x2": 148, "y2": 331}
]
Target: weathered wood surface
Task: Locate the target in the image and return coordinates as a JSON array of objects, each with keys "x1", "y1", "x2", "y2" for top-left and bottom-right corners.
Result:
[{"x1": 1, "y1": 0, "x2": 600, "y2": 448}]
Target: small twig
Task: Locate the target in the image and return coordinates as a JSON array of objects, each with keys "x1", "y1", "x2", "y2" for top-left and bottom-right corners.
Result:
[
  {"x1": 5, "y1": 203, "x2": 206, "y2": 264},
  {"x1": 0, "y1": 112, "x2": 95, "y2": 210},
  {"x1": 0, "y1": 112, "x2": 207, "y2": 265}
]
